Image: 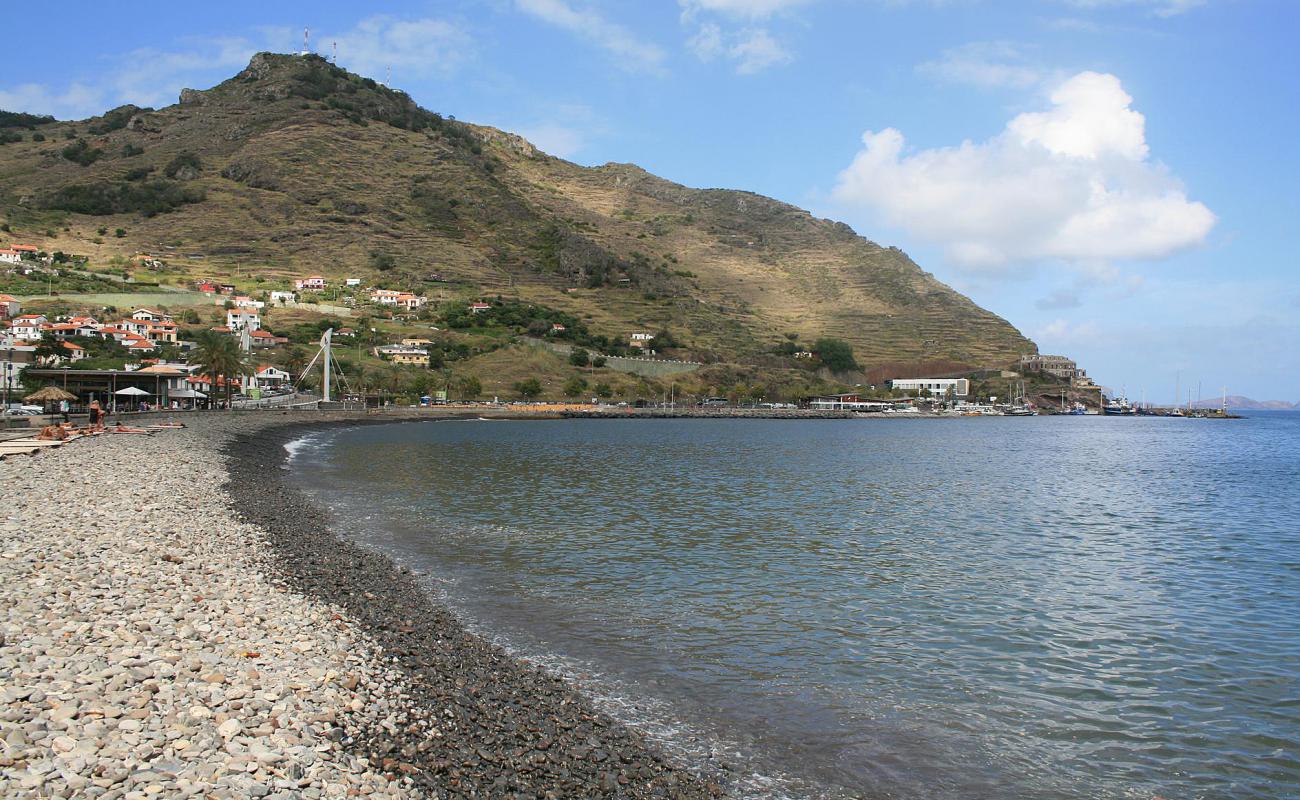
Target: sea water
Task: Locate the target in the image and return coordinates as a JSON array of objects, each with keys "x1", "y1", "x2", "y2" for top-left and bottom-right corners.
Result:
[{"x1": 289, "y1": 414, "x2": 1300, "y2": 799}]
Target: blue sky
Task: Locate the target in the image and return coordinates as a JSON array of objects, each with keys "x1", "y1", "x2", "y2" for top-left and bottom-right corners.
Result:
[{"x1": 5, "y1": 1, "x2": 1298, "y2": 402}]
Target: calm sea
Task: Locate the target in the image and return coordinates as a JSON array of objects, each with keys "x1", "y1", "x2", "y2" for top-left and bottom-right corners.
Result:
[{"x1": 289, "y1": 413, "x2": 1300, "y2": 799}]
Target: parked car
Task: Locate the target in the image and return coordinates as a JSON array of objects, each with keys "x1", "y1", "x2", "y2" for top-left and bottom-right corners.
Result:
[{"x1": 3, "y1": 405, "x2": 44, "y2": 416}]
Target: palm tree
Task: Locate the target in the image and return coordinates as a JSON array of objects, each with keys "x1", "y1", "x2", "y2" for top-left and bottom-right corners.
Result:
[{"x1": 189, "y1": 330, "x2": 246, "y2": 409}]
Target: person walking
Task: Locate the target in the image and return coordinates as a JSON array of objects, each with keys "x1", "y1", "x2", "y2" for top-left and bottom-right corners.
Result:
[
  {"x1": 58, "y1": 398, "x2": 69, "y2": 423},
  {"x1": 88, "y1": 399, "x2": 103, "y2": 431}
]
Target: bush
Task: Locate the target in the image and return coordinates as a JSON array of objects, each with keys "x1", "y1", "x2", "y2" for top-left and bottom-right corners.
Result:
[
  {"x1": 163, "y1": 151, "x2": 201, "y2": 178},
  {"x1": 40, "y1": 180, "x2": 205, "y2": 216},
  {"x1": 569, "y1": 348, "x2": 589, "y2": 367},
  {"x1": 61, "y1": 139, "x2": 102, "y2": 166},
  {"x1": 31, "y1": 132, "x2": 45, "y2": 142},
  {"x1": 563, "y1": 376, "x2": 588, "y2": 398},
  {"x1": 121, "y1": 143, "x2": 143, "y2": 157},
  {"x1": 0, "y1": 131, "x2": 23, "y2": 144},
  {"x1": 114, "y1": 228, "x2": 125, "y2": 238},
  {"x1": 514, "y1": 378, "x2": 542, "y2": 400},
  {"x1": 369, "y1": 251, "x2": 396, "y2": 271},
  {"x1": 123, "y1": 166, "x2": 153, "y2": 182},
  {"x1": 814, "y1": 337, "x2": 858, "y2": 373}
]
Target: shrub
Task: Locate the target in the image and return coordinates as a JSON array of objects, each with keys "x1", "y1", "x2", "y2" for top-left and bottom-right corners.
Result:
[
  {"x1": 813, "y1": 337, "x2": 858, "y2": 373},
  {"x1": 514, "y1": 378, "x2": 542, "y2": 400},
  {"x1": 123, "y1": 166, "x2": 153, "y2": 182},
  {"x1": 569, "y1": 348, "x2": 589, "y2": 367},
  {"x1": 163, "y1": 151, "x2": 201, "y2": 178},
  {"x1": 61, "y1": 139, "x2": 102, "y2": 166},
  {"x1": 369, "y1": 251, "x2": 396, "y2": 271},
  {"x1": 0, "y1": 131, "x2": 23, "y2": 144},
  {"x1": 40, "y1": 180, "x2": 205, "y2": 216},
  {"x1": 121, "y1": 143, "x2": 144, "y2": 157},
  {"x1": 114, "y1": 228, "x2": 125, "y2": 238},
  {"x1": 31, "y1": 132, "x2": 45, "y2": 142}
]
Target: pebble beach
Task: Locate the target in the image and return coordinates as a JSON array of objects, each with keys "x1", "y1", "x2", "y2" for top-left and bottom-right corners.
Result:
[{"x1": 0, "y1": 412, "x2": 718, "y2": 799}]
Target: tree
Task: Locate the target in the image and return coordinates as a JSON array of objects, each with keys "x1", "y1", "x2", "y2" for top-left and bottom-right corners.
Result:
[
  {"x1": 569, "y1": 347, "x2": 589, "y2": 367},
  {"x1": 592, "y1": 355, "x2": 607, "y2": 368},
  {"x1": 189, "y1": 330, "x2": 246, "y2": 408},
  {"x1": 514, "y1": 378, "x2": 542, "y2": 400},
  {"x1": 594, "y1": 382, "x2": 613, "y2": 399},
  {"x1": 563, "y1": 376, "x2": 588, "y2": 398},
  {"x1": 649, "y1": 329, "x2": 677, "y2": 350},
  {"x1": 456, "y1": 375, "x2": 482, "y2": 400},
  {"x1": 814, "y1": 337, "x2": 858, "y2": 373}
]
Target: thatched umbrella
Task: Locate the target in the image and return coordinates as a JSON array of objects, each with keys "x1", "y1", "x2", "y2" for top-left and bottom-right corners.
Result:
[{"x1": 24, "y1": 385, "x2": 78, "y2": 415}]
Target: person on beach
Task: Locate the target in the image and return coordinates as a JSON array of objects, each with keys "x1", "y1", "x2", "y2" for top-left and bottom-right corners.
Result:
[
  {"x1": 37, "y1": 425, "x2": 69, "y2": 441},
  {"x1": 58, "y1": 399, "x2": 70, "y2": 423},
  {"x1": 88, "y1": 399, "x2": 103, "y2": 431}
]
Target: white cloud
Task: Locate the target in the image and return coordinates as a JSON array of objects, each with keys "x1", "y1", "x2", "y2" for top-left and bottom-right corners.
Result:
[
  {"x1": 517, "y1": 122, "x2": 587, "y2": 159},
  {"x1": 515, "y1": 0, "x2": 666, "y2": 72},
  {"x1": 832, "y1": 71, "x2": 1215, "y2": 272},
  {"x1": 687, "y1": 23, "x2": 791, "y2": 73},
  {"x1": 0, "y1": 15, "x2": 470, "y2": 119},
  {"x1": 917, "y1": 41, "x2": 1044, "y2": 90},
  {"x1": 324, "y1": 16, "x2": 473, "y2": 82},
  {"x1": 1063, "y1": 0, "x2": 1207, "y2": 17},
  {"x1": 0, "y1": 82, "x2": 104, "y2": 120},
  {"x1": 679, "y1": 0, "x2": 813, "y2": 20}
]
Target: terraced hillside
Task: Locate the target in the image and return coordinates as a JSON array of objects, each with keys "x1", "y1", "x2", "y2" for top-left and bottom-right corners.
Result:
[{"x1": 0, "y1": 52, "x2": 1035, "y2": 370}]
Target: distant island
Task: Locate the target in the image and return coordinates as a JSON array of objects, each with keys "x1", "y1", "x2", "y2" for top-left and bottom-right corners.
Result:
[{"x1": 1191, "y1": 396, "x2": 1299, "y2": 411}]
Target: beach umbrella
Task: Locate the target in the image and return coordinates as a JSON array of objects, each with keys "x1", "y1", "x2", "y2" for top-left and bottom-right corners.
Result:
[
  {"x1": 24, "y1": 386, "x2": 77, "y2": 403},
  {"x1": 114, "y1": 386, "x2": 151, "y2": 396}
]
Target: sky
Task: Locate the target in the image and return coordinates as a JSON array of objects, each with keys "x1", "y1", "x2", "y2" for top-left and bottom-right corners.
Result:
[{"x1": 4, "y1": 0, "x2": 1298, "y2": 402}]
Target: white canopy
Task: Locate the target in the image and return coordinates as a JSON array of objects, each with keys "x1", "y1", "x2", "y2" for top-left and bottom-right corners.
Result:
[
  {"x1": 169, "y1": 388, "x2": 208, "y2": 399},
  {"x1": 114, "y1": 386, "x2": 151, "y2": 396}
]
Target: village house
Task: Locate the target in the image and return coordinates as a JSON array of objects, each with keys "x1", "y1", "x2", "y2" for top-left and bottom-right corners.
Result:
[
  {"x1": 248, "y1": 329, "x2": 279, "y2": 349},
  {"x1": 370, "y1": 289, "x2": 402, "y2": 304},
  {"x1": 219, "y1": 284, "x2": 237, "y2": 295},
  {"x1": 0, "y1": 345, "x2": 35, "y2": 391},
  {"x1": 793, "y1": 350, "x2": 814, "y2": 359},
  {"x1": 132, "y1": 308, "x2": 174, "y2": 324},
  {"x1": 8, "y1": 314, "x2": 47, "y2": 341},
  {"x1": 0, "y1": 294, "x2": 19, "y2": 320},
  {"x1": 146, "y1": 321, "x2": 178, "y2": 344},
  {"x1": 469, "y1": 302, "x2": 492, "y2": 313},
  {"x1": 550, "y1": 323, "x2": 566, "y2": 334},
  {"x1": 11, "y1": 245, "x2": 38, "y2": 256},
  {"x1": 52, "y1": 341, "x2": 87, "y2": 364},
  {"x1": 294, "y1": 276, "x2": 327, "y2": 291},
  {"x1": 233, "y1": 295, "x2": 264, "y2": 310},
  {"x1": 269, "y1": 291, "x2": 296, "y2": 305},
  {"x1": 197, "y1": 281, "x2": 219, "y2": 294},
  {"x1": 226, "y1": 309, "x2": 261, "y2": 333},
  {"x1": 345, "y1": 278, "x2": 362, "y2": 287},
  {"x1": 373, "y1": 344, "x2": 430, "y2": 366},
  {"x1": 0, "y1": 249, "x2": 22, "y2": 266},
  {"x1": 629, "y1": 332, "x2": 654, "y2": 349},
  {"x1": 335, "y1": 327, "x2": 356, "y2": 338},
  {"x1": 254, "y1": 365, "x2": 291, "y2": 388},
  {"x1": 401, "y1": 337, "x2": 433, "y2": 347}
]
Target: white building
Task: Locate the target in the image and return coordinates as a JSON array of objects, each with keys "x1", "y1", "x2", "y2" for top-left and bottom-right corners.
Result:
[
  {"x1": 888, "y1": 378, "x2": 970, "y2": 398},
  {"x1": 345, "y1": 278, "x2": 362, "y2": 287},
  {"x1": 269, "y1": 291, "x2": 296, "y2": 305},
  {"x1": 226, "y1": 309, "x2": 261, "y2": 332},
  {"x1": 131, "y1": 308, "x2": 174, "y2": 323},
  {"x1": 7, "y1": 314, "x2": 47, "y2": 341}
]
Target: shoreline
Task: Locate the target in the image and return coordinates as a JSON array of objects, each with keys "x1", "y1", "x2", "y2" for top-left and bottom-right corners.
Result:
[
  {"x1": 220, "y1": 412, "x2": 727, "y2": 798},
  {"x1": 0, "y1": 411, "x2": 724, "y2": 799}
]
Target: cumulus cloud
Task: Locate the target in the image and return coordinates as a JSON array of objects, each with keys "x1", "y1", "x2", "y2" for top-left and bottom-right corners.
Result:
[
  {"x1": 0, "y1": 82, "x2": 105, "y2": 120},
  {"x1": 917, "y1": 41, "x2": 1045, "y2": 90},
  {"x1": 516, "y1": 0, "x2": 666, "y2": 72},
  {"x1": 832, "y1": 71, "x2": 1216, "y2": 272}
]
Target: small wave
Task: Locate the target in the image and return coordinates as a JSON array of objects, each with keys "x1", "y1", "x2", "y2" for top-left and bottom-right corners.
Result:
[{"x1": 283, "y1": 432, "x2": 327, "y2": 463}]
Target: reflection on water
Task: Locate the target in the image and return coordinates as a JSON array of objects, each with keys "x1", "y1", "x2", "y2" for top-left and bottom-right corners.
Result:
[{"x1": 292, "y1": 415, "x2": 1300, "y2": 799}]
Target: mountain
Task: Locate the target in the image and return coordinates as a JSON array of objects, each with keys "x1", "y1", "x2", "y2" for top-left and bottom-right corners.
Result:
[
  {"x1": 0, "y1": 52, "x2": 1035, "y2": 370},
  {"x1": 1191, "y1": 396, "x2": 1299, "y2": 411}
]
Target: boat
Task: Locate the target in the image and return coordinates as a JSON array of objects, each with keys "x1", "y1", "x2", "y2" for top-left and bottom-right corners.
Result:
[
  {"x1": 1103, "y1": 395, "x2": 1137, "y2": 415},
  {"x1": 1002, "y1": 406, "x2": 1036, "y2": 416}
]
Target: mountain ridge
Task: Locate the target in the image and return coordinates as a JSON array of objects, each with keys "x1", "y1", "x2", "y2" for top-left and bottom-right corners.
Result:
[{"x1": 0, "y1": 52, "x2": 1036, "y2": 371}]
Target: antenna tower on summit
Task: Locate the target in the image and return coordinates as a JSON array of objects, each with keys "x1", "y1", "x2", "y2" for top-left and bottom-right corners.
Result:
[{"x1": 300, "y1": 27, "x2": 310, "y2": 56}]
